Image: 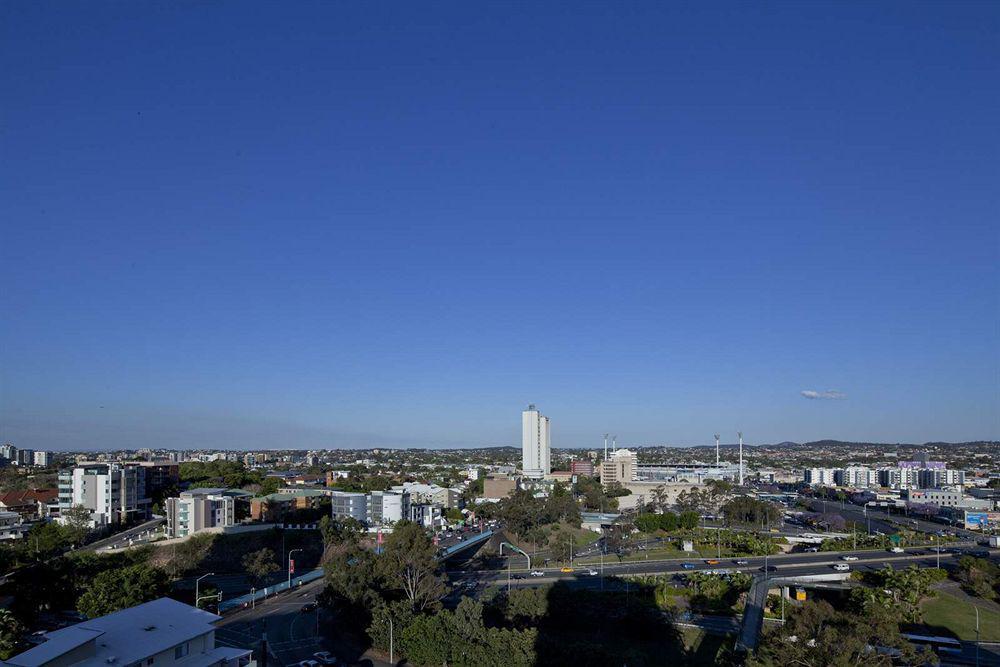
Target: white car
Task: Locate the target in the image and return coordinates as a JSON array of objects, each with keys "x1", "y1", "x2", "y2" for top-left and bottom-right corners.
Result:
[
  {"x1": 529, "y1": 570, "x2": 545, "y2": 577},
  {"x1": 841, "y1": 555, "x2": 858, "y2": 561},
  {"x1": 586, "y1": 569, "x2": 598, "y2": 576},
  {"x1": 888, "y1": 547, "x2": 904, "y2": 554},
  {"x1": 833, "y1": 563, "x2": 850, "y2": 571}
]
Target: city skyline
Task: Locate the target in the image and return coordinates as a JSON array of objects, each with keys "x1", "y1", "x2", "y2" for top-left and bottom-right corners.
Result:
[{"x1": 2, "y1": 3, "x2": 998, "y2": 451}]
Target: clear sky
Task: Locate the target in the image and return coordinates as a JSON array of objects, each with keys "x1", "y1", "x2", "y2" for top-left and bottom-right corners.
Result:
[{"x1": 2, "y1": 2, "x2": 998, "y2": 451}]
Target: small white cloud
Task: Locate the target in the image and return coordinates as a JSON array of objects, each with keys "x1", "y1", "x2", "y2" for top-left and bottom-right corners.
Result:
[{"x1": 801, "y1": 389, "x2": 846, "y2": 400}]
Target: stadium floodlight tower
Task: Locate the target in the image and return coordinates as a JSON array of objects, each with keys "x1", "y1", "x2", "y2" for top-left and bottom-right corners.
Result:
[
  {"x1": 737, "y1": 431, "x2": 744, "y2": 486},
  {"x1": 714, "y1": 434, "x2": 721, "y2": 466},
  {"x1": 603, "y1": 433, "x2": 609, "y2": 461}
]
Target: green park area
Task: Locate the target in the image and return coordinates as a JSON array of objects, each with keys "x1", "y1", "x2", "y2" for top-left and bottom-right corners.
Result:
[{"x1": 920, "y1": 590, "x2": 1000, "y2": 641}]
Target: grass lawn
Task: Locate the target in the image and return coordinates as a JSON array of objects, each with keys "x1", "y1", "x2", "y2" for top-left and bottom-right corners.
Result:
[{"x1": 920, "y1": 590, "x2": 1000, "y2": 641}]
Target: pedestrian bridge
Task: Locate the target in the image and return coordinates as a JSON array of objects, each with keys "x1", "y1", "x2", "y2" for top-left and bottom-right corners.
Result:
[{"x1": 438, "y1": 529, "x2": 494, "y2": 560}]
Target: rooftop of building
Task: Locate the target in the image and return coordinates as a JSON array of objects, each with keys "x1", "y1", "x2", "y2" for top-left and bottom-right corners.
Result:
[{"x1": 4, "y1": 598, "x2": 231, "y2": 667}]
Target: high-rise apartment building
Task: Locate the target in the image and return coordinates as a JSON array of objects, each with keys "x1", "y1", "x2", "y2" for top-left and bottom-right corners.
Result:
[
  {"x1": 33, "y1": 451, "x2": 53, "y2": 467},
  {"x1": 57, "y1": 463, "x2": 151, "y2": 527},
  {"x1": 521, "y1": 404, "x2": 550, "y2": 480}
]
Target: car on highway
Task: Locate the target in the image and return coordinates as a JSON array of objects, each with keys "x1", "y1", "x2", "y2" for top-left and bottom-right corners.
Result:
[
  {"x1": 704, "y1": 559, "x2": 720, "y2": 565},
  {"x1": 734, "y1": 559, "x2": 749, "y2": 566},
  {"x1": 888, "y1": 547, "x2": 904, "y2": 554},
  {"x1": 841, "y1": 555, "x2": 858, "y2": 561},
  {"x1": 313, "y1": 652, "x2": 337, "y2": 666},
  {"x1": 833, "y1": 563, "x2": 850, "y2": 571},
  {"x1": 529, "y1": 570, "x2": 544, "y2": 577},
  {"x1": 681, "y1": 563, "x2": 696, "y2": 569},
  {"x1": 560, "y1": 567, "x2": 574, "y2": 573},
  {"x1": 759, "y1": 565, "x2": 778, "y2": 572},
  {"x1": 585, "y1": 569, "x2": 598, "y2": 576},
  {"x1": 803, "y1": 547, "x2": 819, "y2": 552},
  {"x1": 300, "y1": 602, "x2": 318, "y2": 613}
]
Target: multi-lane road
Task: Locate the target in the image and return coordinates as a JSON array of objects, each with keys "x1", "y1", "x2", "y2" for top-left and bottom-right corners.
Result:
[
  {"x1": 215, "y1": 578, "x2": 392, "y2": 667},
  {"x1": 448, "y1": 544, "x2": 993, "y2": 590}
]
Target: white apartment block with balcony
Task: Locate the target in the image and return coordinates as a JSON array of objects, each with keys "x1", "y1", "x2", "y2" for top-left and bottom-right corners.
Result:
[
  {"x1": 3, "y1": 597, "x2": 251, "y2": 667},
  {"x1": 57, "y1": 463, "x2": 151, "y2": 527},
  {"x1": 803, "y1": 468, "x2": 836, "y2": 486},
  {"x1": 165, "y1": 489, "x2": 237, "y2": 538}
]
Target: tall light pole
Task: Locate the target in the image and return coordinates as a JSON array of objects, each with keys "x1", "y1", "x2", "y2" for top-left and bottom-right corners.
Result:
[
  {"x1": 603, "y1": 434, "x2": 609, "y2": 462},
  {"x1": 288, "y1": 548, "x2": 302, "y2": 588},
  {"x1": 737, "y1": 432, "x2": 744, "y2": 486},
  {"x1": 974, "y1": 604, "x2": 980, "y2": 667},
  {"x1": 196, "y1": 572, "x2": 214, "y2": 608},
  {"x1": 714, "y1": 434, "x2": 720, "y2": 467},
  {"x1": 388, "y1": 616, "x2": 394, "y2": 665}
]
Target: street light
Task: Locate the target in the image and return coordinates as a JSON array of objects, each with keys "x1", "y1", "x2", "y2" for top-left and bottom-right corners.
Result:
[
  {"x1": 288, "y1": 548, "x2": 302, "y2": 588},
  {"x1": 195, "y1": 572, "x2": 214, "y2": 608},
  {"x1": 387, "y1": 616, "x2": 394, "y2": 665},
  {"x1": 974, "y1": 604, "x2": 980, "y2": 667}
]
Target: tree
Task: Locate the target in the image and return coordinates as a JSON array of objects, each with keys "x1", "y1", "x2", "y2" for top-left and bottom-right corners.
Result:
[
  {"x1": 242, "y1": 547, "x2": 279, "y2": 587},
  {"x1": 379, "y1": 521, "x2": 446, "y2": 612},
  {"x1": 366, "y1": 599, "x2": 415, "y2": 652},
  {"x1": 322, "y1": 544, "x2": 382, "y2": 607},
  {"x1": 749, "y1": 599, "x2": 933, "y2": 667},
  {"x1": 678, "y1": 511, "x2": 700, "y2": 529},
  {"x1": 77, "y1": 564, "x2": 169, "y2": 619},
  {"x1": 0, "y1": 610, "x2": 23, "y2": 659},
  {"x1": 550, "y1": 530, "x2": 576, "y2": 563},
  {"x1": 62, "y1": 504, "x2": 92, "y2": 545}
]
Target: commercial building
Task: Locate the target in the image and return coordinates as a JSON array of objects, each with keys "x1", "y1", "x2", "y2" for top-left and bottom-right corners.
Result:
[
  {"x1": 33, "y1": 451, "x2": 53, "y2": 467},
  {"x1": 57, "y1": 463, "x2": 151, "y2": 527},
  {"x1": 521, "y1": 404, "x2": 551, "y2": 480},
  {"x1": 165, "y1": 488, "x2": 249, "y2": 538},
  {"x1": 903, "y1": 488, "x2": 966, "y2": 507},
  {"x1": 15, "y1": 448, "x2": 35, "y2": 467},
  {"x1": 570, "y1": 460, "x2": 595, "y2": 477},
  {"x1": 2, "y1": 597, "x2": 252, "y2": 667},
  {"x1": 0, "y1": 444, "x2": 16, "y2": 463},
  {"x1": 600, "y1": 449, "x2": 637, "y2": 485}
]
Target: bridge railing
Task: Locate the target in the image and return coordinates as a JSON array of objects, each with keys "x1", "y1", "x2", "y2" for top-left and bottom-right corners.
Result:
[{"x1": 218, "y1": 568, "x2": 325, "y2": 613}]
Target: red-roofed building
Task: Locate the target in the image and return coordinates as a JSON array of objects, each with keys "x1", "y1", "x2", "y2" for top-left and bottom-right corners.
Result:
[{"x1": 0, "y1": 489, "x2": 58, "y2": 521}]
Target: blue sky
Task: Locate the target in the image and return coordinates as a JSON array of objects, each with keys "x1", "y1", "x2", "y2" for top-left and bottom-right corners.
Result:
[{"x1": 2, "y1": 2, "x2": 998, "y2": 451}]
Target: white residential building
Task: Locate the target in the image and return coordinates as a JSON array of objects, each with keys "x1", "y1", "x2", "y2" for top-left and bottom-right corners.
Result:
[
  {"x1": 834, "y1": 466, "x2": 877, "y2": 488},
  {"x1": 165, "y1": 488, "x2": 242, "y2": 538},
  {"x1": 521, "y1": 404, "x2": 551, "y2": 480},
  {"x1": 57, "y1": 463, "x2": 151, "y2": 527},
  {"x1": 329, "y1": 491, "x2": 368, "y2": 523},
  {"x1": 3, "y1": 597, "x2": 251, "y2": 667},
  {"x1": 369, "y1": 490, "x2": 407, "y2": 525},
  {"x1": 33, "y1": 451, "x2": 53, "y2": 467},
  {"x1": 0, "y1": 511, "x2": 27, "y2": 540},
  {"x1": 803, "y1": 468, "x2": 836, "y2": 486}
]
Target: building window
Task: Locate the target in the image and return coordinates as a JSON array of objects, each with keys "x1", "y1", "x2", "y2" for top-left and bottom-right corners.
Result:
[{"x1": 174, "y1": 642, "x2": 189, "y2": 659}]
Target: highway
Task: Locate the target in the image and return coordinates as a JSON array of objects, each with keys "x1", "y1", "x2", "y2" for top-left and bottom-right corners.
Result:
[
  {"x1": 81, "y1": 517, "x2": 165, "y2": 553},
  {"x1": 448, "y1": 544, "x2": 994, "y2": 589}
]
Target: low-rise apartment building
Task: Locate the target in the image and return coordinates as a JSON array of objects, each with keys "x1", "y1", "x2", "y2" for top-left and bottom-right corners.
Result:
[
  {"x1": 165, "y1": 488, "x2": 249, "y2": 538},
  {"x1": 3, "y1": 597, "x2": 251, "y2": 667},
  {"x1": 57, "y1": 463, "x2": 151, "y2": 527}
]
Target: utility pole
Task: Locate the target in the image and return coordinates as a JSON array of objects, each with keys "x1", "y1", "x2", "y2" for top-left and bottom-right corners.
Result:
[{"x1": 388, "y1": 616, "x2": 394, "y2": 666}]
